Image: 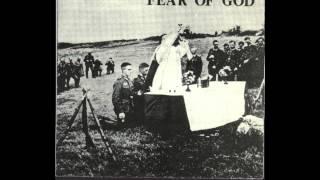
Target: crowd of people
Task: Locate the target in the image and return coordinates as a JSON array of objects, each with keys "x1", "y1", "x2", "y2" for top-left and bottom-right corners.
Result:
[
  {"x1": 111, "y1": 35, "x2": 265, "y2": 128},
  {"x1": 57, "y1": 35, "x2": 265, "y2": 127},
  {"x1": 57, "y1": 52, "x2": 115, "y2": 93},
  {"x1": 57, "y1": 58, "x2": 84, "y2": 92},
  {"x1": 205, "y1": 36, "x2": 265, "y2": 88},
  {"x1": 112, "y1": 62, "x2": 150, "y2": 128},
  {"x1": 83, "y1": 52, "x2": 115, "y2": 78}
]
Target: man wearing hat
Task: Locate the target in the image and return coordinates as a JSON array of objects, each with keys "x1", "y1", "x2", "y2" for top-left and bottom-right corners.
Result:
[
  {"x1": 186, "y1": 47, "x2": 203, "y2": 82},
  {"x1": 241, "y1": 37, "x2": 258, "y2": 87},
  {"x1": 237, "y1": 41, "x2": 246, "y2": 81},
  {"x1": 221, "y1": 43, "x2": 236, "y2": 81},
  {"x1": 254, "y1": 37, "x2": 265, "y2": 86},
  {"x1": 227, "y1": 40, "x2": 241, "y2": 80},
  {"x1": 84, "y1": 52, "x2": 95, "y2": 78},
  {"x1": 133, "y1": 63, "x2": 149, "y2": 124},
  {"x1": 206, "y1": 40, "x2": 225, "y2": 80}
]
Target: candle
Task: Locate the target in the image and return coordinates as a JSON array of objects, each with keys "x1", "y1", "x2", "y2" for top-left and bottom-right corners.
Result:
[{"x1": 197, "y1": 78, "x2": 201, "y2": 88}]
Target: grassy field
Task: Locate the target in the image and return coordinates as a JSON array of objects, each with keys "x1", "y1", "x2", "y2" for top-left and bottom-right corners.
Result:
[{"x1": 56, "y1": 36, "x2": 264, "y2": 178}]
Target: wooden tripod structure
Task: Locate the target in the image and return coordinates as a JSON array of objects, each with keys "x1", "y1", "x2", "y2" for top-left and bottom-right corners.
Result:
[{"x1": 56, "y1": 88, "x2": 117, "y2": 162}]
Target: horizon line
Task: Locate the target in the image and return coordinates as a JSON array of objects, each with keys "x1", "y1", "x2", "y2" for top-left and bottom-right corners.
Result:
[{"x1": 58, "y1": 28, "x2": 264, "y2": 44}]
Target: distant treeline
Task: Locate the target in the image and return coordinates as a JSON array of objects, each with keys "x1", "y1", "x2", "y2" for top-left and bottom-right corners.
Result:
[
  {"x1": 143, "y1": 35, "x2": 164, "y2": 42},
  {"x1": 58, "y1": 27, "x2": 264, "y2": 49},
  {"x1": 220, "y1": 30, "x2": 264, "y2": 36},
  {"x1": 142, "y1": 33, "x2": 217, "y2": 42},
  {"x1": 184, "y1": 33, "x2": 217, "y2": 39},
  {"x1": 58, "y1": 39, "x2": 138, "y2": 49},
  {"x1": 142, "y1": 27, "x2": 264, "y2": 42},
  {"x1": 220, "y1": 25, "x2": 264, "y2": 36}
]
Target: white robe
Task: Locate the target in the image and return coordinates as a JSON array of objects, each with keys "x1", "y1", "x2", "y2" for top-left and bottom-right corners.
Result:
[{"x1": 152, "y1": 43, "x2": 193, "y2": 92}]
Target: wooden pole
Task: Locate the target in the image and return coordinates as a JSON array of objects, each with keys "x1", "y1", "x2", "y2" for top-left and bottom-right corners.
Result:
[
  {"x1": 57, "y1": 99, "x2": 84, "y2": 147},
  {"x1": 82, "y1": 90, "x2": 95, "y2": 148},
  {"x1": 253, "y1": 78, "x2": 265, "y2": 105},
  {"x1": 57, "y1": 90, "x2": 90, "y2": 146},
  {"x1": 87, "y1": 97, "x2": 117, "y2": 162},
  {"x1": 243, "y1": 83, "x2": 251, "y2": 115}
]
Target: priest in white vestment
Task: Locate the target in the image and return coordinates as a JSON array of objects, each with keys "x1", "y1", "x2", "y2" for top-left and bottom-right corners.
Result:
[{"x1": 149, "y1": 32, "x2": 193, "y2": 92}]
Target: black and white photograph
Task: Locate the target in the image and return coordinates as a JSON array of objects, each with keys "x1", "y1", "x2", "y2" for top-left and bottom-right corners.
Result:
[{"x1": 56, "y1": 0, "x2": 265, "y2": 178}]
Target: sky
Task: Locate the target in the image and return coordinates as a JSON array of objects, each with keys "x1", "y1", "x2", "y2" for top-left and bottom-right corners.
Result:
[{"x1": 58, "y1": 0, "x2": 264, "y2": 43}]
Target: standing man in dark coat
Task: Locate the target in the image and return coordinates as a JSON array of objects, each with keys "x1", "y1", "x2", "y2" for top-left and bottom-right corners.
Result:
[
  {"x1": 241, "y1": 37, "x2": 258, "y2": 87},
  {"x1": 254, "y1": 37, "x2": 265, "y2": 87},
  {"x1": 133, "y1": 63, "x2": 149, "y2": 124},
  {"x1": 57, "y1": 59, "x2": 67, "y2": 92},
  {"x1": 237, "y1": 41, "x2": 246, "y2": 81},
  {"x1": 228, "y1": 40, "x2": 241, "y2": 80},
  {"x1": 73, "y1": 58, "x2": 83, "y2": 88},
  {"x1": 220, "y1": 43, "x2": 233, "y2": 81},
  {"x1": 206, "y1": 40, "x2": 225, "y2": 80},
  {"x1": 186, "y1": 47, "x2": 203, "y2": 82},
  {"x1": 222, "y1": 43, "x2": 231, "y2": 64},
  {"x1": 112, "y1": 62, "x2": 134, "y2": 128},
  {"x1": 84, "y1": 52, "x2": 94, "y2": 78},
  {"x1": 65, "y1": 58, "x2": 74, "y2": 89}
]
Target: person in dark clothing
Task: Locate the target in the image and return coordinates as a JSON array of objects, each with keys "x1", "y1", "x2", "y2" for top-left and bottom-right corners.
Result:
[
  {"x1": 93, "y1": 59, "x2": 103, "y2": 77},
  {"x1": 57, "y1": 59, "x2": 67, "y2": 92},
  {"x1": 144, "y1": 36, "x2": 164, "y2": 92},
  {"x1": 237, "y1": 41, "x2": 246, "y2": 81},
  {"x1": 84, "y1": 52, "x2": 94, "y2": 78},
  {"x1": 112, "y1": 62, "x2": 134, "y2": 128},
  {"x1": 238, "y1": 41, "x2": 245, "y2": 54},
  {"x1": 220, "y1": 43, "x2": 234, "y2": 81},
  {"x1": 253, "y1": 37, "x2": 265, "y2": 87},
  {"x1": 144, "y1": 60, "x2": 158, "y2": 92},
  {"x1": 206, "y1": 40, "x2": 225, "y2": 81},
  {"x1": 65, "y1": 59, "x2": 74, "y2": 89},
  {"x1": 227, "y1": 40, "x2": 241, "y2": 81},
  {"x1": 133, "y1": 63, "x2": 149, "y2": 124},
  {"x1": 105, "y1": 58, "x2": 115, "y2": 74},
  {"x1": 186, "y1": 48, "x2": 203, "y2": 82},
  {"x1": 222, "y1": 43, "x2": 231, "y2": 64},
  {"x1": 241, "y1": 37, "x2": 258, "y2": 87},
  {"x1": 73, "y1": 58, "x2": 83, "y2": 88}
]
